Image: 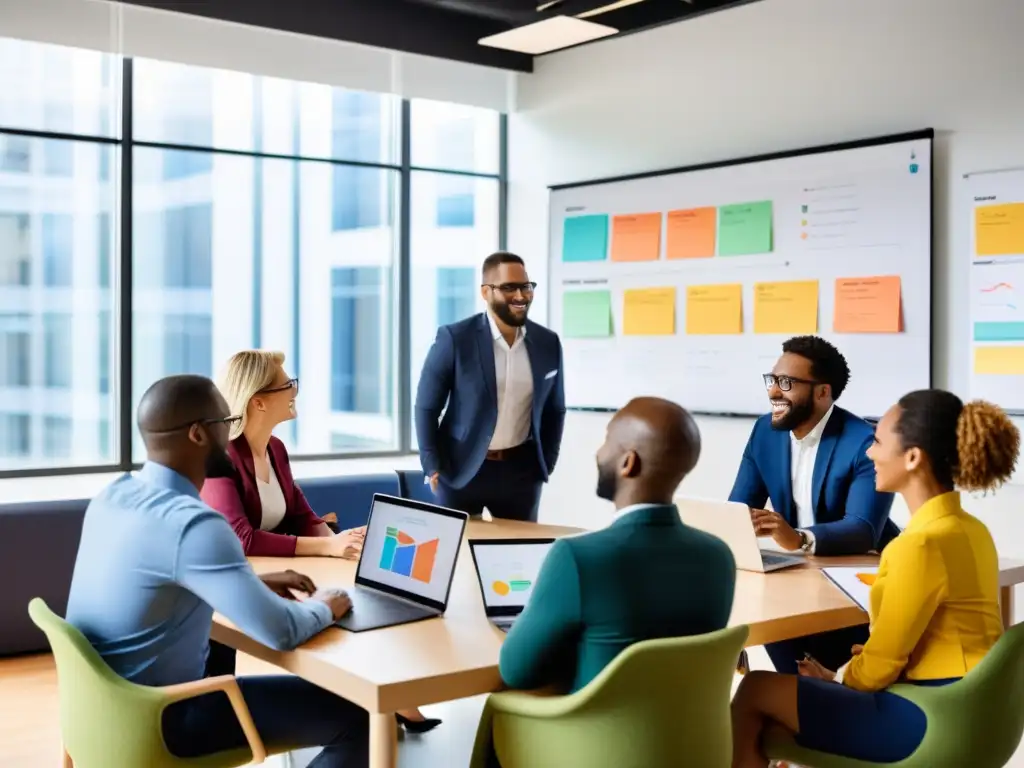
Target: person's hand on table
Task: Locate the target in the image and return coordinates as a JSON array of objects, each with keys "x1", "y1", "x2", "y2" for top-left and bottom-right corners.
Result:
[
  {"x1": 323, "y1": 529, "x2": 364, "y2": 560},
  {"x1": 260, "y1": 569, "x2": 316, "y2": 600},
  {"x1": 750, "y1": 508, "x2": 803, "y2": 551},
  {"x1": 796, "y1": 655, "x2": 835, "y2": 681},
  {"x1": 429, "y1": 472, "x2": 439, "y2": 494},
  {"x1": 312, "y1": 587, "x2": 353, "y2": 620}
]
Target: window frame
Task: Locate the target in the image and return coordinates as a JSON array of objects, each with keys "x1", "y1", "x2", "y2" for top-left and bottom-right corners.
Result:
[{"x1": 0, "y1": 53, "x2": 507, "y2": 478}]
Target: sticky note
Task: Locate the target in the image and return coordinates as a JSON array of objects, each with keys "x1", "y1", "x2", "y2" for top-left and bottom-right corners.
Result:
[
  {"x1": 833, "y1": 276, "x2": 902, "y2": 333},
  {"x1": 623, "y1": 287, "x2": 676, "y2": 335},
  {"x1": 562, "y1": 290, "x2": 613, "y2": 338},
  {"x1": 611, "y1": 213, "x2": 662, "y2": 262},
  {"x1": 976, "y1": 203, "x2": 1024, "y2": 257},
  {"x1": 563, "y1": 215, "x2": 609, "y2": 263},
  {"x1": 754, "y1": 280, "x2": 818, "y2": 334},
  {"x1": 856, "y1": 573, "x2": 877, "y2": 586},
  {"x1": 973, "y1": 346, "x2": 1024, "y2": 375},
  {"x1": 686, "y1": 283, "x2": 743, "y2": 334},
  {"x1": 719, "y1": 201, "x2": 773, "y2": 256},
  {"x1": 667, "y1": 207, "x2": 716, "y2": 259}
]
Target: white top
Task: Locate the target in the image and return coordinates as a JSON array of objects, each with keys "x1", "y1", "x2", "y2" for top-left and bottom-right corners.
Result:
[
  {"x1": 487, "y1": 312, "x2": 534, "y2": 451},
  {"x1": 256, "y1": 462, "x2": 288, "y2": 532},
  {"x1": 789, "y1": 403, "x2": 835, "y2": 554}
]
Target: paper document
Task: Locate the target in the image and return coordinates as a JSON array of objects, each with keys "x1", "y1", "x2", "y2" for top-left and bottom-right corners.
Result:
[{"x1": 821, "y1": 566, "x2": 878, "y2": 613}]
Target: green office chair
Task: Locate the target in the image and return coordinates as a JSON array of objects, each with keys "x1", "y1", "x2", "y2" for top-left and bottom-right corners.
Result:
[
  {"x1": 29, "y1": 598, "x2": 276, "y2": 768},
  {"x1": 470, "y1": 625, "x2": 749, "y2": 768},
  {"x1": 765, "y1": 622, "x2": 1024, "y2": 768}
]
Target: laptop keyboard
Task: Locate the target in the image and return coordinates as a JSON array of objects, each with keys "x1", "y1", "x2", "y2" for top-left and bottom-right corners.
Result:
[{"x1": 761, "y1": 552, "x2": 793, "y2": 567}]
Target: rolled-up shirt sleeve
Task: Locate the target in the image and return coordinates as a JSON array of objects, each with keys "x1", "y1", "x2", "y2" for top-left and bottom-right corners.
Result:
[{"x1": 175, "y1": 511, "x2": 333, "y2": 651}]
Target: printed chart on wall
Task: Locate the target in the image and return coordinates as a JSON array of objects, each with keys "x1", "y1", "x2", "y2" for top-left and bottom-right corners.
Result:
[
  {"x1": 548, "y1": 130, "x2": 933, "y2": 418},
  {"x1": 967, "y1": 169, "x2": 1024, "y2": 413}
]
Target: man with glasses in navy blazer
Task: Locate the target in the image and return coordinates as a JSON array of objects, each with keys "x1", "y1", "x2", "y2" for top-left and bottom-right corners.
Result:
[
  {"x1": 730, "y1": 335, "x2": 898, "y2": 675},
  {"x1": 415, "y1": 252, "x2": 566, "y2": 523}
]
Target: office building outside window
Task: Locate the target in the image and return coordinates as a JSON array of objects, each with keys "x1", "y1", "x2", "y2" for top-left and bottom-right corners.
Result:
[{"x1": 0, "y1": 35, "x2": 503, "y2": 475}]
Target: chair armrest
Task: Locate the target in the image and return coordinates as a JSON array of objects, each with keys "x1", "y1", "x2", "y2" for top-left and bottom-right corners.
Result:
[
  {"x1": 488, "y1": 687, "x2": 583, "y2": 719},
  {"x1": 161, "y1": 675, "x2": 267, "y2": 764}
]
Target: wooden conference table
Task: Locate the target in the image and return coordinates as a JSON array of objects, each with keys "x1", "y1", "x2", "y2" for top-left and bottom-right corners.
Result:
[{"x1": 211, "y1": 518, "x2": 1024, "y2": 768}]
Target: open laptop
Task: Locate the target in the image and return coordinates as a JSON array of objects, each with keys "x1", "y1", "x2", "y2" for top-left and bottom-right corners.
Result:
[
  {"x1": 468, "y1": 538, "x2": 556, "y2": 632},
  {"x1": 336, "y1": 494, "x2": 468, "y2": 632},
  {"x1": 676, "y1": 497, "x2": 804, "y2": 573}
]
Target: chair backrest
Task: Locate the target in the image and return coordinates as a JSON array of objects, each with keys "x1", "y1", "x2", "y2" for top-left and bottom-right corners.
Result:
[
  {"x1": 919, "y1": 622, "x2": 1024, "y2": 766},
  {"x1": 28, "y1": 598, "x2": 171, "y2": 768},
  {"x1": 493, "y1": 625, "x2": 749, "y2": 768}
]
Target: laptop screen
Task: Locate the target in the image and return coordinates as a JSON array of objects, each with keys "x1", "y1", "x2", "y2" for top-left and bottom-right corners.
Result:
[
  {"x1": 469, "y1": 539, "x2": 555, "y2": 616},
  {"x1": 356, "y1": 495, "x2": 467, "y2": 611}
]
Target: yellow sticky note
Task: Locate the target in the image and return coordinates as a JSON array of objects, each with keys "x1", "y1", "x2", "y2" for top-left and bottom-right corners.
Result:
[
  {"x1": 624, "y1": 287, "x2": 676, "y2": 335},
  {"x1": 686, "y1": 283, "x2": 743, "y2": 334},
  {"x1": 754, "y1": 280, "x2": 818, "y2": 334},
  {"x1": 974, "y1": 346, "x2": 1024, "y2": 375},
  {"x1": 976, "y1": 203, "x2": 1024, "y2": 257}
]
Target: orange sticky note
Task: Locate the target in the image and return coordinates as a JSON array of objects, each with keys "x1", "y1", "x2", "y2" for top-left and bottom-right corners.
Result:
[
  {"x1": 834, "y1": 276, "x2": 902, "y2": 333},
  {"x1": 667, "y1": 207, "x2": 716, "y2": 259},
  {"x1": 855, "y1": 573, "x2": 876, "y2": 586},
  {"x1": 611, "y1": 213, "x2": 662, "y2": 262}
]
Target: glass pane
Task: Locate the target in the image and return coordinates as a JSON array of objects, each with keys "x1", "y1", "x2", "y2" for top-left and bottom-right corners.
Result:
[
  {"x1": 410, "y1": 99, "x2": 500, "y2": 174},
  {"x1": 0, "y1": 36, "x2": 120, "y2": 138},
  {"x1": 409, "y1": 172, "x2": 499, "y2": 449},
  {"x1": 133, "y1": 147, "x2": 399, "y2": 460},
  {"x1": 133, "y1": 60, "x2": 399, "y2": 164},
  {"x1": 0, "y1": 137, "x2": 118, "y2": 470}
]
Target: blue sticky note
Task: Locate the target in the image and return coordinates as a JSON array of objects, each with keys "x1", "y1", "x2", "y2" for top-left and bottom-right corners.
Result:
[{"x1": 563, "y1": 215, "x2": 609, "y2": 263}]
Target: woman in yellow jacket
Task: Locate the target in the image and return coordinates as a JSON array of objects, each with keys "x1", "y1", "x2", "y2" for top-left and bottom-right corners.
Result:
[{"x1": 731, "y1": 389, "x2": 1020, "y2": 768}]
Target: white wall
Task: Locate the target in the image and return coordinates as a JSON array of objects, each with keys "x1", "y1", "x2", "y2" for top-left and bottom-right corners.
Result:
[{"x1": 508, "y1": 0, "x2": 1024, "y2": 560}]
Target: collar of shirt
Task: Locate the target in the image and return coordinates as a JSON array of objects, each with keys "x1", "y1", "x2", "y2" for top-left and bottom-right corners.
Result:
[
  {"x1": 487, "y1": 311, "x2": 526, "y2": 345},
  {"x1": 905, "y1": 491, "x2": 962, "y2": 533},
  {"x1": 613, "y1": 502, "x2": 667, "y2": 521},
  {"x1": 137, "y1": 461, "x2": 201, "y2": 501},
  {"x1": 790, "y1": 403, "x2": 835, "y2": 449}
]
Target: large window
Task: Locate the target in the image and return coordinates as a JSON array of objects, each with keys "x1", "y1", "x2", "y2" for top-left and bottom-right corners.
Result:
[{"x1": 0, "y1": 35, "x2": 502, "y2": 476}]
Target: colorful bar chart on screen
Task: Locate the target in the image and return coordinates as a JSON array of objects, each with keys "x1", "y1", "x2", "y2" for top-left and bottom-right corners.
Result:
[
  {"x1": 379, "y1": 527, "x2": 438, "y2": 583},
  {"x1": 492, "y1": 579, "x2": 532, "y2": 597}
]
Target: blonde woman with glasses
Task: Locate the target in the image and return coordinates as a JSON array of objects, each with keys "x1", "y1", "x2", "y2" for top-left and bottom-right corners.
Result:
[{"x1": 201, "y1": 350, "x2": 441, "y2": 733}]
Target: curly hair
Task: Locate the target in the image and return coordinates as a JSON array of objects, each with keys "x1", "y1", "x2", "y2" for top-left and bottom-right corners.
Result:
[
  {"x1": 895, "y1": 389, "x2": 1020, "y2": 492},
  {"x1": 781, "y1": 336, "x2": 851, "y2": 400}
]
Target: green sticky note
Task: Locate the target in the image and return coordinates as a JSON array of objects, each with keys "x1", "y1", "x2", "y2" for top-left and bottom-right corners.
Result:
[
  {"x1": 718, "y1": 201, "x2": 773, "y2": 256},
  {"x1": 563, "y1": 215, "x2": 609, "y2": 262},
  {"x1": 563, "y1": 290, "x2": 613, "y2": 338}
]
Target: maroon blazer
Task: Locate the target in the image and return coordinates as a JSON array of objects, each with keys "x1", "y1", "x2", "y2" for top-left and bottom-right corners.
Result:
[{"x1": 201, "y1": 434, "x2": 324, "y2": 556}]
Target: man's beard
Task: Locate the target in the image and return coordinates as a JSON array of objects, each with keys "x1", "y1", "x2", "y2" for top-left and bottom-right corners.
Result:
[
  {"x1": 204, "y1": 447, "x2": 236, "y2": 479},
  {"x1": 596, "y1": 463, "x2": 618, "y2": 502},
  {"x1": 491, "y1": 298, "x2": 530, "y2": 327},
  {"x1": 770, "y1": 395, "x2": 815, "y2": 432}
]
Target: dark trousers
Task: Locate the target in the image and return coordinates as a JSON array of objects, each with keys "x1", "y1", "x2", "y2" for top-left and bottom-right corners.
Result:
[
  {"x1": 765, "y1": 623, "x2": 871, "y2": 674},
  {"x1": 437, "y1": 444, "x2": 543, "y2": 523},
  {"x1": 162, "y1": 675, "x2": 369, "y2": 767}
]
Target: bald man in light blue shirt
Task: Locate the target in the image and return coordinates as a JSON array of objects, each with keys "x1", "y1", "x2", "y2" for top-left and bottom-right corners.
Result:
[{"x1": 66, "y1": 375, "x2": 367, "y2": 767}]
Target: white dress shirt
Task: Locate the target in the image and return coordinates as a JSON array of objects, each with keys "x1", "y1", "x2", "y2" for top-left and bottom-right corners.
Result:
[
  {"x1": 487, "y1": 312, "x2": 534, "y2": 451},
  {"x1": 256, "y1": 462, "x2": 288, "y2": 532},
  {"x1": 789, "y1": 403, "x2": 834, "y2": 554}
]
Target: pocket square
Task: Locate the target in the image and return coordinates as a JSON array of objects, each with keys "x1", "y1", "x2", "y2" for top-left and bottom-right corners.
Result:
[{"x1": 544, "y1": 369, "x2": 559, "y2": 380}]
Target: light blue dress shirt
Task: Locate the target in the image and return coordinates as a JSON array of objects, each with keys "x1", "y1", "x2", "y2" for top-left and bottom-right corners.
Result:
[{"x1": 66, "y1": 462, "x2": 333, "y2": 687}]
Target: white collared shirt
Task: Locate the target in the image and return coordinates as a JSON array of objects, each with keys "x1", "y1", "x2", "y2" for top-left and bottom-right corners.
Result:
[
  {"x1": 613, "y1": 502, "x2": 664, "y2": 521},
  {"x1": 789, "y1": 404, "x2": 835, "y2": 553},
  {"x1": 487, "y1": 312, "x2": 534, "y2": 451}
]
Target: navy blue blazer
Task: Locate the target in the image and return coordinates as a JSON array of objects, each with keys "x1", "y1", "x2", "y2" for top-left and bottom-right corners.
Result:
[
  {"x1": 728, "y1": 407, "x2": 898, "y2": 556},
  {"x1": 414, "y1": 313, "x2": 566, "y2": 489}
]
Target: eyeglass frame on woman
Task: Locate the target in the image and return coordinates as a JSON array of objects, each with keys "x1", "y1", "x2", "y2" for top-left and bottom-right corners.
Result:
[
  {"x1": 762, "y1": 373, "x2": 821, "y2": 392},
  {"x1": 258, "y1": 378, "x2": 299, "y2": 396},
  {"x1": 482, "y1": 282, "x2": 537, "y2": 296}
]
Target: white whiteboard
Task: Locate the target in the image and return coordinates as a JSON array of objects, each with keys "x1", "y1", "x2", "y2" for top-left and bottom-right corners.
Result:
[{"x1": 548, "y1": 131, "x2": 933, "y2": 419}]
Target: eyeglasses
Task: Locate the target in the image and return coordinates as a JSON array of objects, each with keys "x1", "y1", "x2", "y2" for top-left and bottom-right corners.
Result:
[
  {"x1": 483, "y1": 282, "x2": 537, "y2": 296},
  {"x1": 151, "y1": 415, "x2": 243, "y2": 434},
  {"x1": 259, "y1": 378, "x2": 299, "y2": 396},
  {"x1": 762, "y1": 373, "x2": 821, "y2": 392}
]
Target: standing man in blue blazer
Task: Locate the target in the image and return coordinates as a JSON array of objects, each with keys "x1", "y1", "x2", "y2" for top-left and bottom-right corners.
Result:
[
  {"x1": 414, "y1": 252, "x2": 565, "y2": 522},
  {"x1": 730, "y1": 335, "x2": 898, "y2": 673}
]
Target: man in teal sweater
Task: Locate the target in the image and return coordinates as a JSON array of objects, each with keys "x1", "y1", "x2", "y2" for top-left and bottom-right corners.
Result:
[{"x1": 499, "y1": 397, "x2": 737, "y2": 694}]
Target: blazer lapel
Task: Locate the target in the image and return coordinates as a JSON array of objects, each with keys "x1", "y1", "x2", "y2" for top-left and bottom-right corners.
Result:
[
  {"x1": 476, "y1": 313, "x2": 498, "y2": 408},
  {"x1": 523, "y1": 326, "x2": 545, "y2": 418},
  {"x1": 229, "y1": 434, "x2": 263, "y2": 529},
  {"x1": 811, "y1": 412, "x2": 842, "y2": 519}
]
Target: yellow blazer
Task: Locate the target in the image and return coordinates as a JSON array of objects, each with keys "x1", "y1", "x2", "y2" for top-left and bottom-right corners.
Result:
[{"x1": 843, "y1": 491, "x2": 1003, "y2": 692}]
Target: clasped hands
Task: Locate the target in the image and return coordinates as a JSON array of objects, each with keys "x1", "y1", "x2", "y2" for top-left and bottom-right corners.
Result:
[
  {"x1": 750, "y1": 508, "x2": 803, "y2": 551},
  {"x1": 796, "y1": 645, "x2": 864, "y2": 681}
]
